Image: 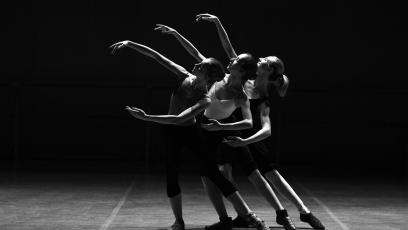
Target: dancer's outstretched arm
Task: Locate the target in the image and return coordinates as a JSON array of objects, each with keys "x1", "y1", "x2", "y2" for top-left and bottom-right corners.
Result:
[
  {"x1": 224, "y1": 102, "x2": 272, "y2": 147},
  {"x1": 110, "y1": 40, "x2": 189, "y2": 79},
  {"x1": 196, "y1": 13, "x2": 237, "y2": 59},
  {"x1": 125, "y1": 97, "x2": 211, "y2": 125},
  {"x1": 155, "y1": 24, "x2": 206, "y2": 62},
  {"x1": 201, "y1": 98, "x2": 252, "y2": 131}
]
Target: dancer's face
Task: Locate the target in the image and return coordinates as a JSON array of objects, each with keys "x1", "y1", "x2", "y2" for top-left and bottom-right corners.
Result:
[
  {"x1": 192, "y1": 59, "x2": 211, "y2": 78},
  {"x1": 227, "y1": 53, "x2": 251, "y2": 79},
  {"x1": 256, "y1": 57, "x2": 273, "y2": 76}
]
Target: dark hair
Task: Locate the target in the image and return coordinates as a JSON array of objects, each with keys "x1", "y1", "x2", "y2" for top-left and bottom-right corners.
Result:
[
  {"x1": 238, "y1": 53, "x2": 257, "y2": 82},
  {"x1": 202, "y1": 57, "x2": 225, "y2": 85},
  {"x1": 267, "y1": 56, "x2": 285, "y2": 81}
]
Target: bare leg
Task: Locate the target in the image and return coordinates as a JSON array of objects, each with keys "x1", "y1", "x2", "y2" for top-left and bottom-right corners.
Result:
[
  {"x1": 169, "y1": 194, "x2": 183, "y2": 221},
  {"x1": 248, "y1": 169, "x2": 285, "y2": 211},
  {"x1": 201, "y1": 176, "x2": 252, "y2": 217},
  {"x1": 201, "y1": 176, "x2": 229, "y2": 218},
  {"x1": 220, "y1": 164, "x2": 285, "y2": 211},
  {"x1": 265, "y1": 169, "x2": 310, "y2": 213}
]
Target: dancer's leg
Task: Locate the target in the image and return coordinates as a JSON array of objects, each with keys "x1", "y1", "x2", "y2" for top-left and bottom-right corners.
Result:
[
  {"x1": 165, "y1": 126, "x2": 185, "y2": 228},
  {"x1": 264, "y1": 169, "x2": 309, "y2": 213},
  {"x1": 200, "y1": 151, "x2": 267, "y2": 229},
  {"x1": 201, "y1": 176, "x2": 228, "y2": 218},
  {"x1": 169, "y1": 194, "x2": 183, "y2": 220},
  {"x1": 248, "y1": 169, "x2": 284, "y2": 211},
  {"x1": 198, "y1": 118, "x2": 267, "y2": 230},
  {"x1": 264, "y1": 170, "x2": 326, "y2": 229},
  {"x1": 218, "y1": 164, "x2": 234, "y2": 184}
]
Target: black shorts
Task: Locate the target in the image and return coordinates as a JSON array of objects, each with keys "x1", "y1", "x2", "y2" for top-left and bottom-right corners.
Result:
[
  {"x1": 200, "y1": 115, "x2": 258, "y2": 177},
  {"x1": 218, "y1": 134, "x2": 280, "y2": 175}
]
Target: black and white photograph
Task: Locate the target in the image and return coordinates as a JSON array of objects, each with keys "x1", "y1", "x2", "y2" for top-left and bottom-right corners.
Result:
[{"x1": 1, "y1": 1, "x2": 406, "y2": 229}]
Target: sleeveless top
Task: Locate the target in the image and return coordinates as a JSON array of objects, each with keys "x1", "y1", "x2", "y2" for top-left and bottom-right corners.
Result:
[
  {"x1": 204, "y1": 80, "x2": 238, "y2": 120},
  {"x1": 235, "y1": 84, "x2": 284, "y2": 141},
  {"x1": 168, "y1": 74, "x2": 208, "y2": 126}
]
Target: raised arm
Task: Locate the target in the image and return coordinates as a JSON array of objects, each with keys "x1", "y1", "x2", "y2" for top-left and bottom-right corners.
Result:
[
  {"x1": 196, "y1": 13, "x2": 238, "y2": 59},
  {"x1": 155, "y1": 24, "x2": 206, "y2": 62},
  {"x1": 110, "y1": 40, "x2": 189, "y2": 78},
  {"x1": 126, "y1": 97, "x2": 211, "y2": 125}
]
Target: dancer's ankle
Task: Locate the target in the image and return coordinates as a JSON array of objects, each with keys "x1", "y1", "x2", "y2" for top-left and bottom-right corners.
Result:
[
  {"x1": 299, "y1": 207, "x2": 310, "y2": 214},
  {"x1": 175, "y1": 218, "x2": 184, "y2": 224}
]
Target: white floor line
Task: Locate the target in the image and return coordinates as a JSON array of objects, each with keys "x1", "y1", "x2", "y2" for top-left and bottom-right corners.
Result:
[
  {"x1": 298, "y1": 183, "x2": 349, "y2": 230},
  {"x1": 99, "y1": 180, "x2": 135, "y2": 230}
]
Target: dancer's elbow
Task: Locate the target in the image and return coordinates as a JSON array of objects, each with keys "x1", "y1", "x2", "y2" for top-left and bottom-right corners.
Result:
[
  {"x1": 244, "y1": 119, "x2": 253, "y2": 129},
  {"x1": 263, "y1": 125, "x2": 272, "y2": 136}
]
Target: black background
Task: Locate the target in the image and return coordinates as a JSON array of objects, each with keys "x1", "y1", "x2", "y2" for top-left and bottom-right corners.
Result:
[{"x1": 1, "y1": 1, "x2": 406, "y2": 178}]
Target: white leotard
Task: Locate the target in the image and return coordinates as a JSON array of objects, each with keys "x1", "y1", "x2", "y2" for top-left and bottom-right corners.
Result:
[{"x1": 204, "y1": 81, "x2": 237, "y2": 120}]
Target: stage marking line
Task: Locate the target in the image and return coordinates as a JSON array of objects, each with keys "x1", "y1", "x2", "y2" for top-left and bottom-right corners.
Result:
[
  {"x1": 298, "y1": 183, "x2": 349, "y2": 230},
  {"x1": 99, "y1": 180, "x2": 135, "y2": 230}
]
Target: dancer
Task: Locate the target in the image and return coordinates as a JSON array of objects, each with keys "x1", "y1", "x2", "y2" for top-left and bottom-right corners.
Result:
[
  {"x1": 197, "y1": 13, "x2": 325, "y2": 230},
  {"x1": 193, "y1": 14, "x2": 295, "y2": 230},
  {"x1": 110, "y1": 30, "x2": 267, "y2": 230},
  {"x1": 151, "y1": 23, "x2": 293, "y2": 230},
  {"x1": 151, "y1": 24, "x2": 282, "y2": 230}
]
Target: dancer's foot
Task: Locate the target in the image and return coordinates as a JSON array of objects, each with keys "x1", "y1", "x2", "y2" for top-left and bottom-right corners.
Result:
[
  {"x1": 231, "y1": 215, "x2": 249, "y2": 228},
  {"x1": 244, "y1": 212, "x2": 268, "y2": 230},
  {"x1": 205, "y1": 216, "x2": 232, "y2": 230},
  {"x1": 170, "y1": 219, "x2": 185, "y2": 230},
  {"x1": 276, "y1": 209, "x2": 296, "y2": 230},
  {"x1": 300, "y1": 212, "x2": 325, "y2": 229}
]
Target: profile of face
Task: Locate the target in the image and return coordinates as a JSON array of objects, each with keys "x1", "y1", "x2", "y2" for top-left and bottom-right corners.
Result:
[
  {"x1": 192, "y1": 58, "x2": 225, "y2": 84},
  {"x1": 227, "y1": 53, "x2": 257, "y2": 82},
  {"x1": 256, "y1": 56, "x2": 284, "y2": 81}
]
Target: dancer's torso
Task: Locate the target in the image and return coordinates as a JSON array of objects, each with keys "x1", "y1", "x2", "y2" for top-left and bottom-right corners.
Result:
[
  {"x1": 204, "y1": 76, "x2": 245, "y2": 120},
  {"x1": 168, "y1": 74, "x2": 207, "y2": 126},
  {"x1": 239, "y1": 80, "x2": 284, "y2": 139}
]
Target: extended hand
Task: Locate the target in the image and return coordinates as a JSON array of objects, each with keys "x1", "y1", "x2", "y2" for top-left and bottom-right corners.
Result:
[
  {"x1": 110, "y1": 40, "x2": 130, "y2": 54},
  {"x1": 222, "y1": 136, "x2": 246, "y2": 147},
  {"x1": 125, "y1": 106, "x2": 147, "y2": 120},
  {"x1": 154, "y1": 24, "x2": 177, "y2": 35},
  {"x1": 200, "y1": 119, "x2": 223, "y2": 131},
  {"x1": 196, "y1": 13, "x2": 218, "y2": 22}
]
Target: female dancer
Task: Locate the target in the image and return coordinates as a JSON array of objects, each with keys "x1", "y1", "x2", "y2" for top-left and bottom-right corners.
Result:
[
  {"x1": 152, "y1": 23, "x2": 295, "y2": 230},
  {"x1": 196, "y1": 13, "x2": 325, "y2": 230},
  {"x1": 151, "y1": 24, "x2": 287, "y2": 230},
  {"x1": 110, "y1": 31, "x2": 267, "y2": 230}
]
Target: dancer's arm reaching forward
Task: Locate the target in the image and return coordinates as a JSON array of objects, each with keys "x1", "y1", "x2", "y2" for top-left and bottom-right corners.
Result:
[
  {"x1": 201, "y1": 98, "x2": 252, "y2": 131},
  {"x1": 110, "y1": 40, "x2": 189, "y2": 79},
  {"x1": 196, "y1": 13, "x2": 237, "y2": 59},
  {"x1": 125, "y1": 96, "x2": 211, "y2": 125},
  {"x1": 154, "y1": 24, "x2": 206, "y2": 62},
  {"x1": 224, "y1": 102, "x2": 271, "y2": 147}
]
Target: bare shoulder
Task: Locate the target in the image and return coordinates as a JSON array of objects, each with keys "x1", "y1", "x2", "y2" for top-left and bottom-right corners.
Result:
[
  {"x1": 181, "y1": 73, "x2": 196, "y2": 86},
  {"x1": 235, "y1": 89, "x2": 249, "y2": 107}
]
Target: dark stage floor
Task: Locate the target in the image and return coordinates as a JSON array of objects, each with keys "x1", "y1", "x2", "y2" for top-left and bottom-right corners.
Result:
[{"x1": 0, "y1": 172, "x2": 406, "y2": 230}]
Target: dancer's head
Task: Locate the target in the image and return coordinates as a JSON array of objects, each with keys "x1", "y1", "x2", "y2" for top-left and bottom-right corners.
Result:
[
  {"x1": 256, "y1": 56, "x2": 289, "y2": 96},
  {"x1": 256, "y1": 56, "x2": 284, "y2": 81},
  {"x1": 192, "y1": 58, "x2": 225, "y2": 85},
  {"x1": 227, "y1": 53, "x2": 257, "y2": 84}
]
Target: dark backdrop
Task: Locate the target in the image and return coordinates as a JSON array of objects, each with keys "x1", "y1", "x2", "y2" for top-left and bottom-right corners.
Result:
[{"x1": 1, "y1": 1, "x2": 406, "y2": 177}]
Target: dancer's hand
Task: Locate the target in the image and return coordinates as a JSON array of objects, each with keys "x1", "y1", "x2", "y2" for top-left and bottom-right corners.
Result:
[
  {"x1": 125, "y1": 106, "x2": 147, "y2": 120},
  {"x1": 196, "y1": 13, "x2": 218, "y2": 22},
  {"x1": 110, "y1": 41, "x2": 130, "y2": 54},
  {"x1": 154, "y1": 24, "x2": 178, "y2": 35},
  {"x1": 200, "y1": 119, "x2": 223, "y2": 131},
  {"x1": 223, "y1": 136, "x2": 247, "y2": 147}
]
